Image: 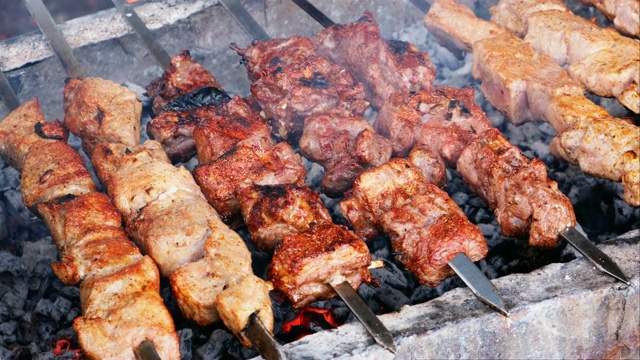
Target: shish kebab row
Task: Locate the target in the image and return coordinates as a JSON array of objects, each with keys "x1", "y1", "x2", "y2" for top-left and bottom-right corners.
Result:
[{"x1": 0, "y1": 1, "x2": 632, "y2": 358}]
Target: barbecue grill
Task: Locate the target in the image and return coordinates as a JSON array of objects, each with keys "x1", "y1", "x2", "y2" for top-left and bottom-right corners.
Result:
[{"x1": 0, "y1": 0, "x2": 638, "y2": 359}]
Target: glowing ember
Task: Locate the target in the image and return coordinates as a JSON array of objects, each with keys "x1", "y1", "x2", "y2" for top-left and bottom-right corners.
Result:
[
  {"x1": 126, "y1": 0, "x2": 140, "y2": 3},
  {"x1": 52, "y1": 339, "x2": 82, "y2": 358},
  {"x1": 281, "y1": 307, "x2": 344, "y2": 341}
]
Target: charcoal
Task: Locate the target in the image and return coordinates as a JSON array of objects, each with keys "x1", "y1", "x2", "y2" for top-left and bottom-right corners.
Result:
[
  {"x1": 372, "y1": 285, "x2": 410, "y2": 312},
  {"x1": 64, "y1": 308, "x2": 79, "y2": 325},
  {"x1": 0, "y1": 253, "x2": 21, "y2": 276},
  {"x1": 195, "y1": 329, "x2": 233, "y2": 360},
  {"x1": 450, "y1": 191, "x2": 469, "y2": 206},
  {"x1": 179, "y1": 328, "x2": 194, "y2": 360},
  {"x1": 370, "y1": 260, "x2": 410, "y2": 291},
  {"x1": 473, "y1": 208, "x2": 492, "y2": 224},
  {"x1": 0, "y1": 320, "x2": 17, "y2": 337},
  {"x1": 33, "y1": 352, "x2": 56, "y2": 360},
  {"x1": 2, "y1": 290, "x2": 27, "y2": 313},
  {"x1": 57, "y1": 286, "x2": 79, "y2": 300},
  {"x1": 0, "y1": 345, "x2": 12, "y2": 359},
  {"x1": 50, "y1": 297, "x2": 72, "y2": 323}
]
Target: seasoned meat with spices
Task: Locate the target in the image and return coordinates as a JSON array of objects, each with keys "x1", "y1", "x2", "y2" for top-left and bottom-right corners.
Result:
[
  {"x1": 340, "y1": 158, "x2": 487, "y2": 286},
  {"x1": 269, "y1": 223, "x2": 373, "y2": 308},
  {"x1": 315, "y1": 11, "x2": 436, "y2": 109},
  {"x1": 193, "y1": 136, "x2": 307, "y2": 220},
  {"x1": 238, "y1": 184, "x2": 332, "y2": 251}
]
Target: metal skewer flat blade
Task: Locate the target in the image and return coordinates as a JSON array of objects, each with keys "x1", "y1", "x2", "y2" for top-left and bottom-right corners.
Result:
[
  {"x1": 449, "y1": 253, "x2": 509, "y2": 317},
  {"x1": 134, "y1": 340, "x2": 161, "y2": 360},
  {"x1": 331, "y1": 281, "x2": 397, "y2": 354},
  {"x1": 292, "y1": 0, "x2": 335, "y2": 28},
  {"x1": 24, "y1": 0, "x2": 87, "y2": 80},
  {"x1": 219, "y1": 0, "x2": 271, "y2": 41},
  {"x1": 0, "y1": 69, "x2": 20, "y2": 111},
  {"x1": 244, "y1": 312, "x2": 287, "y2": 360},
  {"x1": 409, "y1": 0, "x2": 432, "y2": 13},
  {"x1": 110, "y1": 0, "x2": 172, "y2": 70},
  {"x1": 560, "y1": 226, "x2": 630, "y2": 285}
]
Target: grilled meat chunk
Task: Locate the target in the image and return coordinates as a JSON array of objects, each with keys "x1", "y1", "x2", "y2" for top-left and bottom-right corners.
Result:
[
  {"x1": 238, "y1": 184, "x2": 332, "y2": 251},
  {"x1": 38, "y1": 193, "x2": 141, "y2": 285},
  {"x1": 63, "y1": 78, "x2": 142, "y2": 156},
  {"x1": 21, "y1": 141, "x2": 96, "y2": 210},
  {"x1": 75, "y1": 257, "x2": 179, "y2": 360},
  {"x1": 315, "y1": 11, "x2": 436, "y2": 109},
  {"x1": 578, "y1": 0, "x2": 640, "y2": 38},
  {"x1": 269, "y1": 223, "x2": 373, "y2": 308},
  {"x1": 234, "y1": 36, "x2": 369, "y2": 141},
  {"x1": 0, "y1": 98, "x2": 68, "y2": 171},
  {"x1": 424, "y1": 0, "x2": 640, "y2": 205},
  {"x1": 376, "y1": 87, "x2": 492, "y2": 160},
  {"x1": 147, "y1": 87, "x2": 232, "y2": 163},
  {"x1": 340, "y1": 158, "x2": 487, "y2": 286},
  {"x1": 193, "y1": 136, "x2": 307, "y2": 221},
  {"x1": 490, "y1": 0, "x2": 640, "y2": 113},
  {"x1": 146, "y1": 50, "x2": 223, "y2": 115},
  {"x1": 193, "y1": 96, "x2": 272, "y2": 164},
  {"x1": 300, "y1": 109, "x2": 392, "y2": 196},
  {"x1": 458, "y1": 129, "x2": 576, "y2": 247},
  {"x1": 407, "y1": 145, "x2": 447, "y2": 189}
]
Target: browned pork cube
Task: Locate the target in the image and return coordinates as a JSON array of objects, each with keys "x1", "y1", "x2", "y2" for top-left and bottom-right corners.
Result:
[
  {"x1": 238, "y1": 184, "x2": 332, "y2": 251},
  {"x1": 269, "y1": 223, "x2": 373, "y2": 308}
]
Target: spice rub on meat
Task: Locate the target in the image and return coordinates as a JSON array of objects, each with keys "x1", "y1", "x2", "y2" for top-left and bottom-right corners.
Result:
[
  {"x1": 233, "y1": 35, "x2": 369, "y2": 142},
  {"x1": 269, "y1": 223, "x2": 374, "y2": 308},
  {"x1": 314, "y1": 11, "x2": 436, "y2": 109},
  {"x1": 340, "y1": 157, "x2": 487, "y2": 287}
]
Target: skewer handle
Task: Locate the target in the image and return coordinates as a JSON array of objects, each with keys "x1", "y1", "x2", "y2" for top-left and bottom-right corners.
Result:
[
  {"x1": 291, "y1": 0, "x2": 335, "y2": 28},
  {"x1": 134, "y1": 340, "x2": 161, "y2": 360},
  {"x1": 219, "y1": 0, "x2": 271, "y2": 41},
  {"x1": 24, "y1": 0, "x2": 88, "y2": 79},
  {"x1": 244, "y1": 312, "x2": 287, "y2": 360}
]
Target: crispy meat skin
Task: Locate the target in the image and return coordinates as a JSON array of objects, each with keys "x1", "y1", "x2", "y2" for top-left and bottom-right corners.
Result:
[
  {"x1": 407, "y1": 145, "x2": 447, "y2": 189},
  {"x1": 424, "y1": 0, "x2": 640, "y2": 205},
  {"x1": 458, "y1": 129, "x2": 576, "y2": 247},
  {"x1": 238, "y1": 184, "x2": 332, "y2": 251},
  {"x1": 490, "y1": 0, "x2": 640, "y2": 113},
  {"x1": 146, "y1": 50, "x2": 222, "y2": 115},
  {"x1": 0, "y1": 98, "x2": 68, "y2": 171},
  {"x1": 315, "y1": 11, "x2": 436, "y2": 109},
  {"x1": 0, "y1": 101, "x2": 180, "y2": 359},
  {"x1": 193, "y1": 96, "x2": 272, "y2": 164},
  {"x1": 579, "y1": 0, "x2": 640, "y2": 38},
  {"x1": 269, "y1": 223, "x2": 373, "y2": 308},
  {"x1": 63, "y1": 78, "x2": 142, "y2": 156},
  {"x1": 193, "y1": 136, "x2": 307, "y2": 220},
  {"x1": 145, "y1": 106, "x2": 208, "y2": 163},
  {"x1": 340, "y1": 159, "x2": 487, "y2": 286},
  {"x1": 300, "y1": 109, "x2": 392, "y2": 196},
  {"x1": 235, "y1": 36, "x2": 369, "y2": 141}
]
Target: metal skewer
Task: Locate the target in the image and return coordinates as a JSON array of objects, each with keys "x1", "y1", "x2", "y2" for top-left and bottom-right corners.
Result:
[
  {"x1": 293, "y1": 0, "x2": 509, "y2": 317},
  {"x1": 134, "y1": 340, "x2": 161, "y2": 360},
  {"x1": 0, "y1": 65, "x2": 20, "y2": 111},
  {"x1": 407, "y1": 0, "x2": 630, "y2": 286}
]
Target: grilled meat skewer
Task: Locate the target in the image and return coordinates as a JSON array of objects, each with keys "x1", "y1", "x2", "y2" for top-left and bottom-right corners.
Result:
[
  {"x1": 62, "y1": 77, "x2": 274, "y2": 348},
  {"x1": 577, "y1": 0, "x2": 640, "y2": 38},
  {"x1": 490, "y1": 0, "x2": 640, "y2": 113},
  {"x1": 0, "y1": 99, "x2": 180, "y2": 359},
  {"x1": 423, "y1": 0, "x2": 640, "y2": 206}
]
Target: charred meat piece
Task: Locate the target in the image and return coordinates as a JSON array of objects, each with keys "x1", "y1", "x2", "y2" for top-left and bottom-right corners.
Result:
[
  {"x1": 340, "y1": 158, "x2": 487, "y2": 287},
  {"x1": 0, "y1": 98, "x2": 68, "y2": 171},
  {"x1": 234, "y1": 36, "x2": 369, "y2": 141},
  {"x1": 578, "y1": 0, "x2": 640, "y2": 38},
  {"x1": 300, "y1": 109, "x2": 392, "y2": 197},
  {"x1": 63, "y1": 78, "x2": 142, "y2": 156},
  {"x1": 193, "y1": 96, "x2": 272, "y2": 164},
  {"x1": 458, "y1": 128, "x2": 576, "y2": 247},
  {"x1": 490, "y1": 0, "x2": 640, "y2": 113},
  {"x1": 147, "y1": 87, "x2": 232, "y2": 163},
  {"x1": 193, "y1": 136, "x2": 307, "y2": 221},
  {"x1": 315, "y1": 11, "x2": 436, "y2": 109},
  {"x1": 146, "y1": 50, "x2": 223, "y2": 115},
  {"x1": 376, "y1": 86, "x2": 493, "y2": 161},
  {"x1": 269, "y1": 223, "x2": 373, "y2": 308},
  {"x1": 407, "y1": 144, "x2": 447, "y2": 189},
  {"x1": 238, "y1": 184, "x2": 332, "y2": 251}
]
